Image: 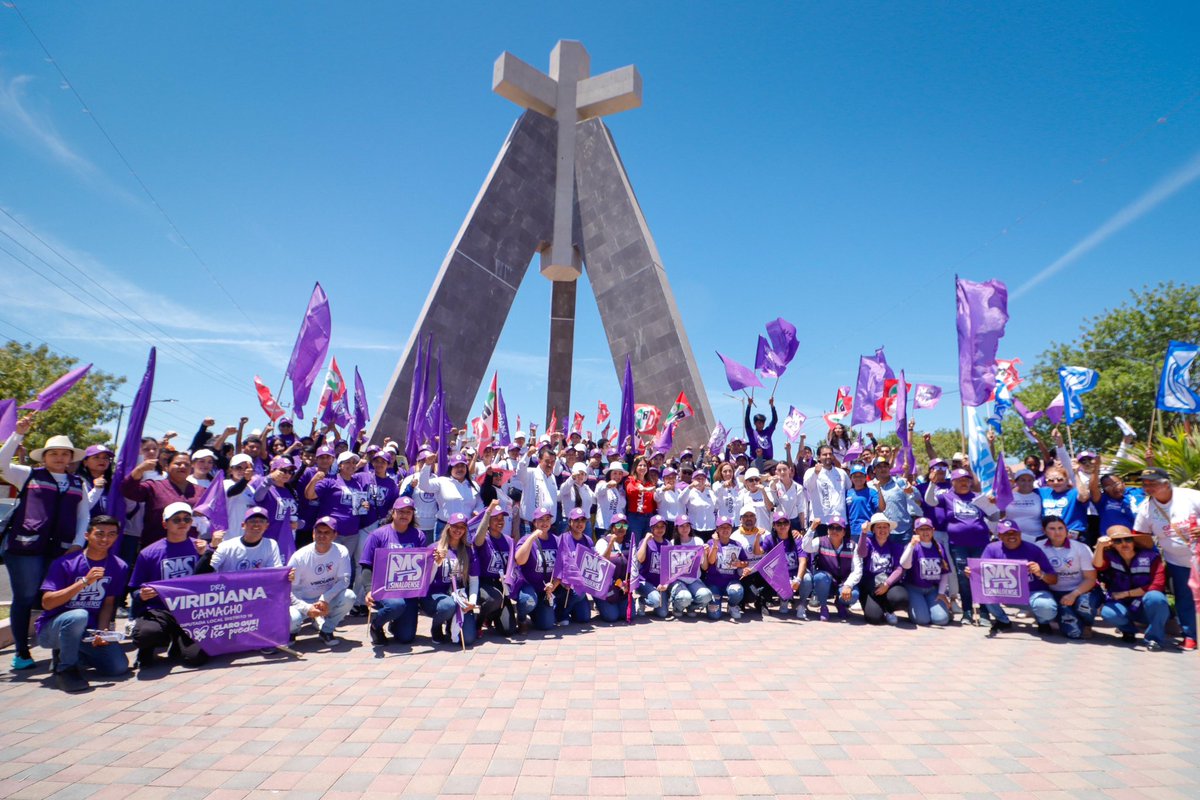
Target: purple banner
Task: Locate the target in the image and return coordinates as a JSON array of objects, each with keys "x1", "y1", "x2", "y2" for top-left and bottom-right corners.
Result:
[
  {"x1": 748, "y1": 542, "x2": 794, "y2": 599},
  {"x1": 371, "y1": 546, "x2": 435, "y2": 599},
  {"x1": 574, "y1": 548, "x2": 615, "y2": 596},
  {"x1": 968, "y1": 558, "x2": 1030, "y2": 604},
  {"x1": 147, "y1": 567, "x2": 291, "y2": 656},
  {"x1": 662, "y1": 544, "x2": 704, "y2": 584}
]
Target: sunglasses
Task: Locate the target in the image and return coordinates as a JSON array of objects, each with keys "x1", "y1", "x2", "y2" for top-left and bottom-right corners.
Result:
[
  {"x1": 169, "y1": 514, "x2": 194, "y2": 523},
  {"x1": 1113, "y1": 538, "x2": 1135, "y2": 545},
  {"x1": 280, "y1": 468, "x2": 296, "y2": 474},
  {"x1": 828, "y1": 525, "x2": 845, "y2": 531},
  {"x1": 774, "y1": 520, "x2": 789, "y2": 526}
]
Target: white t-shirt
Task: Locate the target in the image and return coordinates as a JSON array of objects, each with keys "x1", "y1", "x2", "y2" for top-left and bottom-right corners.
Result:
[
  {"x1": 1037, "y1": 538, "x2": 1094, "y2": 593},
  {"x1": 288, "y1": 542, "x2": 352, "y2": 603},
  {"x1": 766, "y1": 480, "x2": 806, "y2": 520},
  {"x1": 803, "y1": 466, "x2": 850, "y2": 522},
  {"x1": 211, "y1": 535, "x2": 282, "y2": 573},
  {"x1": 1134, "y1": 486, "x2": 1200, "y2": 568},
  {"x1": 1005, "y1": 491, "x2": 1045, "y2": 543},
  {"x1": 680, "y1": 486, "x2": 717, "y2": 530}
]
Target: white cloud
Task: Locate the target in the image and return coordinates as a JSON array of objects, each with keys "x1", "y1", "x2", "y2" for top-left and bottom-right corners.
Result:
[{"x1": 0, "y1": 73, "x2": 96, "y2": 175}]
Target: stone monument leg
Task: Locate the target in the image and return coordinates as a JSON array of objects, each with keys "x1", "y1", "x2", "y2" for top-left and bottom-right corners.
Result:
[{"x1": 547, "y1": 279, "x2": 576, "y2": 428}]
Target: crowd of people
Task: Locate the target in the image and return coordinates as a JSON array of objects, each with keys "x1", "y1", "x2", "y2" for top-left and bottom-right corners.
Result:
[{"x1": 2, "y1": 396, "x2": 1198, "y2": 694}]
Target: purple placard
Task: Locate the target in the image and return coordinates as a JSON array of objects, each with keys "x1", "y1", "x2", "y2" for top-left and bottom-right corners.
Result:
[
  {"x1": 574, "y1": 548, "x2": 615, "y2": 596},
  {"x1": 372, "y1": 546, "x2": 435, "y2": 599},
  {"x1": 747, "y1": 542, "x2": 794, "y2": 599},
  {"x1": 147, "y1": 567, "x2": 291, "y2": 656},
  {"x1": 968, "y1": 558, "x2": 1030, "y2": 604},
  {"x1": 662, "y1": 544, "x2": 704, "y2": 584}
]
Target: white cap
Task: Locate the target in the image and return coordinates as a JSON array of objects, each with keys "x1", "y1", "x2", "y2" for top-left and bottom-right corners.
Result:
[
  {"x1": 163, "y1": 501, "x2": 193, "y2": 522},
  {"x1": 249, "y1": 429, "x2": 263, "y2": 438},
  {"x1": 230, "y1": 454, "x2": 253, "y2": 467},
  {"x1": 336, "y1": 451, "x2": 359, "y2": 466},
  {"x1": 573, "y1": 444, "x2": 586, "y2": 453},
  {"x1": 743, "y1": 468, "x2": 761, "y2": 480},
  {"x1": 191, "y1": 448, "x2": 215, "y2": 461},
  {"x1": 571, "y1": 463, "x2": 588, "y2": 476},
  {"x1": 514, "y1": 430, "x2": 527, "y2": 440},
  {"x1": 952, "y1": 452, "x2": 966, "y2": 462}
]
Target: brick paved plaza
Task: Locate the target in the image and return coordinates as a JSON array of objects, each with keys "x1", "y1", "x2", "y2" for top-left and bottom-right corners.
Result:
[{"x1": 1, "y1": 612, "x2": 1196, "y2": 800}]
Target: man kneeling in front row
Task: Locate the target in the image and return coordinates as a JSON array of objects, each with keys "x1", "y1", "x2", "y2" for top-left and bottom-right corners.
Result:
[
  {"x1": 36, "y1": 515, "x2": 130, "y2": 692},
  {"x1": 288, "y1": 516, "x2": 356, "y2": 644}
]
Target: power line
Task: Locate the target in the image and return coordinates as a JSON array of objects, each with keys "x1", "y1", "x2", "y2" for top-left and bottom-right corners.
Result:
[{"x1": 5, "y1": 0, "x2": 266, "y2": 339}]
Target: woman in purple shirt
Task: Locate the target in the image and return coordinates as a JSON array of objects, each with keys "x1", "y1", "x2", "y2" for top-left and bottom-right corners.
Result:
[
  {"x1": 473, "y1": 503, "x2": 516, "y2": 636},
  {"x1": 363, "y1": 497, "x2": 428, "y2": 645},
  {"x1": 250, "y1": 457, "x2": 300, "y2": 564},
  {"x1": 594, "y1": 514, "x2": 631, "y2": 623},
  {"x1": 703, "y1": 517, "x2": 750, "y2": 620},
  {"x1": 748, "y1": 511, "x2": 810, "y2": 618},
  {"x1": 425, "y1": 513, "x2": 480, "y2": 645},
  {"x1": 932, "y1": 469, "x2": 993, "y2": 625},
  {"x1": 555, "y1": 509, "x2": 595, "y2": 626},
  {"x1": 856, "y1": 513, "x2": 909, "y2": 625},
  {"x1": 635, "y1": 515, "x2": 672, "y2": 618},
  {"x1": 304, "y1": 452, "x2": 372, "y2": 581},
  {"x1": 900, "y1": 517, "x2": 951, "y2": 626},
  {"x1": 515, "y1": 507, "x2": 560, "y2": 631}
]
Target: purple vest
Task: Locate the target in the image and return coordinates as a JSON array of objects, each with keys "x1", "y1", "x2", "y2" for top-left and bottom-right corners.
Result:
[
  {"x1": 813, "y1": 535, "x2": 855, "y2": 583},
  {"x1": 1103, "y1": 549, "x2": 1158, "y2": 596},
  {"x1": 4, "y1": 468, "x2": 84, "y2": 556}
]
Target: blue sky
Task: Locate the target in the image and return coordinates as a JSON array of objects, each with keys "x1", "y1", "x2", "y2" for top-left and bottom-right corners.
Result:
[{"x1": 2, "y1": 2, "x2": 1198, "y2": 446}]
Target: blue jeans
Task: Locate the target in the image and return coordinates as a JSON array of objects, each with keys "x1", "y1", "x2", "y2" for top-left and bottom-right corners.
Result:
[
  {"x1": 1050, "y1": 588, "x2": 1099, "y2": 639},
  {"x1": 1101, "y1": 591, "x2": 1170, "y2": 644},
  {"x1": 517, "y1": 586, "x2": 557, "y2": 630},
  {"x1": 626, "y1": 512, "x2": 652, "y2": 545},
  {"x1": 594, "y1": 598, "x2": 626, "y2": 622},
  {"x1": 37, "y1": 609, "x2": 128, "y2": 675},
  {"x1": 637, "y1": 584, "x2": 668, "y2": 618},
  {"x1": 557, "y1": 587, "x2": 592, "y2": 624},
  {"x1": 515, "y1": 585, "x2": 539, "y2": 624},
  {"x1": 1165, "y1": 561, "x2": 1197, "y2": 639},
  {"x1": 370, "y1": 597, "x2": 419, "y2": 643},
  {"x1": 906, "y1": 585, "x2": 950, "y2": 626},
  {"x1": 4, "y1": 552, "x2": 54, "y2": 656},
  {"x1": 420, "y1": 594, "x2": 477, "y2": 645},
  {"x1": 290, "y1": 589, "x2": 356, "y2": 634},
  {"x1": 950, "y1": 544, "x2": 990, "y2": 620},
  {"x1": 985, "y1": 590, "x2": 1057, "y2": 625},
  {"x1": 811, "y1": 571, "x2": 858, "y2": 608},
  {"x1": 669, "y1": 578, "x2": 713, "y2": 613},
  {"x1": 704, "y1": 582, "x2": 744, "y2": 619}
]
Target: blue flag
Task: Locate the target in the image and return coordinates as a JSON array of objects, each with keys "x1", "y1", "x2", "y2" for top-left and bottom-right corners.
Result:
[
  {"x1": 1156, "y1": 341, "x2": 1200, "y2": 413},
  {"x1": 1057, "y1": 366, "x2": 1100, "y2": 425},
  {"x1": 988, "y1": 375, "x2": 1013, "y2": 433}
]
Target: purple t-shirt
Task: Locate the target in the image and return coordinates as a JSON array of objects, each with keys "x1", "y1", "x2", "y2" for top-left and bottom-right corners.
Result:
[
  {"x1": 313, "y1": 473, "x2": 372, "y2": 536},
  {"x1": 761, "y1": 533, "x2": 803, "y2": 571},
  {"x1": 518, "y1": 533, "x2": 559, "y2": 591},
  {"x1": 129, "y1": 537, "x2": 202, "y2": 610},
  {"x1": 35, "y1": 551, "x2": 128, "y2": 634},
  {"x1": 704, "y1": 540, "x2": 749, "y2": 591},
  {"x1": 640, "y1": 535, "x2": 669, "y2": 586},
  {"x1": 859, "y1": 535, "x2": 906, "y2": 586},
  {"x1": 428, "y1": 546, "x2": 480, "y2": 596},
  {"x1": 934, "y1": 490, "x2": 990, "y2": 549},
  {"x1": 980, "y1": 540, "x2": 1057, "y2": 593},
  {"x1": 359, "y1": 524, "x2": 427, "y2": 569},
  {"x1": 906, "y1": 540, "x2": 950, "y2": 590},
  {"x1": 362, "y1": 473, "x2": 400, "y2": 528},
  {"x1": 476, "y1": 531, "x2": 514, "y2": 581},
  {"x1": 251, "y1": 478, "x2": 300, "y2": 563}
]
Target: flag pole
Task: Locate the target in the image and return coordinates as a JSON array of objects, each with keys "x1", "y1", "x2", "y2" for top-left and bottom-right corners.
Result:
[
  {"x1": 1065, "y1": 422, "x2": 1076, "y2": 462},
  {"x1": 959, "y1": 404, "x2": 968, "y2": 457}
]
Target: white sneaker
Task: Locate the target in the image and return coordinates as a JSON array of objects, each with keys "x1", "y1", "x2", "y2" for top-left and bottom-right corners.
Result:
[
  {"x1": 884, "y1": 612, "x2": 898, "y2": 625},
  {"x1": 730, "y1": 606, "x2": 743, "y2": 620}
]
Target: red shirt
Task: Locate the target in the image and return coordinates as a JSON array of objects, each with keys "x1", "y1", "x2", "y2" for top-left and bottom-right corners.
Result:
[{"x1": 624, "y1": 477, "x2": 657, "y2": 515}]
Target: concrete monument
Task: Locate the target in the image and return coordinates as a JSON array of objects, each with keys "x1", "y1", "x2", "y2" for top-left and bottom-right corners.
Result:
[{"x1": 372, "y1": 40, "x2": 713, "y2": 446}]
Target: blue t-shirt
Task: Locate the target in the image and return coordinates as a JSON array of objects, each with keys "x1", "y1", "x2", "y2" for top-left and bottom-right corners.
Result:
[
  {"x1": 1038, "y1": 487, "x2": 1088, "y2": 533},
  {"x1": 845, "y1": 487, "x2": 880, "y2": 537},
  {"x1": 1095, "y1": 488, "x2": 1144, "y2": 534}
]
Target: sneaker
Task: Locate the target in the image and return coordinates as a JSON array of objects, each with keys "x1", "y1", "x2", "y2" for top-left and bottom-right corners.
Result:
[
  {"x1": 349, "y1": 605, "x2": 368, "y2": 618},
  {"x1": 795, "y1": 604, "x2": 806, "y2": 620},
  {"x1": 11, "y1": 654, "x2": 35, "y2": 671},
  {"x1": 1182, "y1": 637, "x2": 1197, "y2": 651},
  {"x1": 134, "y1": 649, "x2": 159, "y2": 671},
  {"x1": 116, "y1": 606, "x2": 129, "y2": 619},
  {"x1": 1122, "y1": 631, "x2": 1137, "y2": 644},
  {"x1": 556, "y1": 619, "x2": 570, "y2": 628},
  {"x1": 635, "y1": 598, "x2": 646, "y2": 617},
  {"x1": 950, "y1": 599, "x2": 963, "y2": 615},
  {"x1": 730, "y1": 606, "x2": 743, "y2": 620},
  {"x1": 884, "y1": 613, "x2": 898, "y2": 626},
  {"x1": 517, "y1": 619, "x2": 531, "y2": 634},
  {"x1": 836, "y1": 605, "x2": 848, "y2": 621},
  {"x1": 369, "y1": 626, "x2": 388, "y2": 646},
  {"x1": 989, "y1": 620, "x2": 1013, "y2": 634},
  {"x1": 1037, "y1": 623, "x2": 1053, "y2": 635},
  {"x1": 1145, "y1": 639, "x2": 1164, "y2": 652},
  {"x1": 54, "y1": 666, "x2": 89, "y2": 694},
  {"x1": 318, "y1": 631, "x2": 339, "y2": 645}
]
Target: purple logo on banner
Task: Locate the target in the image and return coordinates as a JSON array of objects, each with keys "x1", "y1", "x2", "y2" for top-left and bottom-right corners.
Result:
[
  {"x1": 147, "y1": 567, "x2": 291, "y2": 656},
  {"x1": 748, "y1": 542, "x2": 794, "y2": 599},
  {"x1": 574, "y1": 548, "x2": 616, "y2": 596},
  {"x1": 372, "y1": 547, "x2": 435, "y2": 599},
  {"x1": 967, "y1": 558, "x2": 1030, "y2": 604},
  {"x1": 662, "y1": 545, "x2": 704, "y2": 584}
]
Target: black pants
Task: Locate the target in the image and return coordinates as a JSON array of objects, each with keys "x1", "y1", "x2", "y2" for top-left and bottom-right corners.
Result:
[
  {"x1": 131, "y1": 608, "x2": 209, "y2": 666},
  {"x1": 859, "y1": 583, "x2": 909, "y2": 624},
  {"x1": 478, "y1": 580, "x2": 507, "y2": 628}
]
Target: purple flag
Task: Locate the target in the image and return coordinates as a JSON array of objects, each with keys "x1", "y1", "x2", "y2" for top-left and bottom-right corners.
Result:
[
  {"x1": 286, "y1": 282, "x2": 332, "y2": 420},
  {"x1": 193, "y1": 469, "x2": 229, "y2": 535},
  {"x1": 405, "y1": 335, "x2": 428, "y2": 463},
  {"x1": 496, "y1": 386, "x2": 512, "y2": 447},
  {"x1": 912, "y1": 384, "x2": 943, "y2": 410},
  {"x1": 842, "y1": 440, "x2": 864, "y2": 465},
  {"x1": 955, "y1": 277, "x2": 1009, "y2": 408},
  {"x1": 1012, "y1": 396, "x2": 1042, "y2": 428},
  {"x1": 707, "y1": 421, "x2": 728, "y2": 457},
  {"x1": 371, "y1": 546, "x2": 436, "y2": 599},
  {"x1": 502, "y1": 532, "x2": 520, "y2": 594},
  {"x1": 765, "y1": 317, "x2": 799, "y2": 365},
  {"x1": 107, "y1": 348, "x2": 155, "y2": 530},
  {"x1": 755, "y1": 336, "x2": 787, "y2": 379},
  {"x1": 617, "y1": 356, "x2": 636, "y2": 453},
  {"x1": 967, "y1": 558, "x2": 1030, "y2": 605},
  {"x1": 717, "y1": 352, "x2": 764, "y2": 391},
  {"x1": 574, "y1": 547, "x2": 615, "y2": 596},
  {"x1": 0, "y1": 399, "x2": 16, "y2": 441},
  {"x1": 894, "y1": 370, "x2": 916, "y2": 475},
  {"x1": 147, "y1": 568, "x2": 291, "y2": 655},
  {"x1": 652, "y1": 421, "x2": 675, "y2": 455},
  {"x1": 661, "y1": 544, "x2": 704, "y2": 583},
  {"x1": 850, "y1": 349, "x2": 889, "y2": 426},
  {"x1": 748, "y1": 542, "x2": 794, "y2": 599},
  {"x1": 993, "y1": 461, "x2": 1014, "y2": 511},
  {"x1": 552, "y1": 534, "x2": 586, "y2": 592},
  {"x1": 19, "y1": 363, "x2": 92, "y2": 411},
  {"x1": 348, "y1": 367, "x2": 370, "y2": 444},
  {"x1": 1044, "y1": 392, "x2": 1065, "y2": 425},
  {"x1": 434, "y1": 350, "x2": 447, "y2": 474}
]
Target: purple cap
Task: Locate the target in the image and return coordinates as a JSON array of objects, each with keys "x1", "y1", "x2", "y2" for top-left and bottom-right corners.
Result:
[
  {"x1": 661, "y1": 467, "x2": 677, "y2": 478},
  {"x1": 950, "y1": 468, "x2": 971, "y2": 481},
  {"x1": 929, "y1": 458, "x2": 948, "y2": 469},
  {"x1": 417, "y1": 448, "x2": 433, "y2": 460},
  {"x1": 83, "y1": 444, "x2": 114, "y2": 459},
  {"x1": 674, "y1": 514, "x2": 691, "y2": 527},
  {"x1": 270, "y1": 456, "x2": 293, "y2": 470},
  {"x1": 680, "y1": 449, "x2": 694, "y2": 458},
  {"x1": 507, "y1": 442, "x2": 522, "y2": 451},
  {"x1": 610, "y1": 513, "x2": 628, "y2": 526},
  {"x1": 648, "y1": 514, "x2": 667, "y2": 528},
  {"x1": 567, "y1": 508, "x2": 588, "y2": 521},
  {"x1": 825, "y1": 515, "x2": 847, "y2": 529},
  {"x1": 371, "y1": 450, "x2": 394, "y2": 464},
  {"x1": 1077, "y1": 450, "x2": 1098, "y2": 460},
  {"x1": 913, "y1": 517, "x2": 934, "y2": 530},
  {"x1": 447, "y1": 455, "x2": 467, "y2": 467},
  {"x1": 734, "y1": 452, "x2": 749, "y2": 461},
  {"x1": 446, "y1": 512, "x2": 469, "y2": 526},
  {"x1": 243, "y1": 506, "x2": 269, "y2": 522},
  {"x1": 278, "y1": 417, "x2": 293, "y2": 425},
  {"x1": 997, "y1": 519, "x2": 1022, "y2": 535},
  {"x1": 316, "y1": 445, "x2": 335, "y2": 458},
  {"x1": 531, "y1": 507, "x2": 553, "y2": 521},
  {"x1": 589, "y1": 448, "x2": 602, "y2": 458},
  {"x1": 488, "y1": 505, "x2": 509, "y2": 518},
  {"x1": 772, "y1": 510, "x2": 788, "y2": 523},
  {"x1": 314, "y1": 516, "x2": 339, "y2": 533},
  {"x1": 392, "y1": 497, "x2": 415, "y2": 511},
  {"x1": 715, "y1": 515, "x2": 734, "y2": 529},
  {"x1": 365, "y1": 444, "x2": 381, "y2": 456}
]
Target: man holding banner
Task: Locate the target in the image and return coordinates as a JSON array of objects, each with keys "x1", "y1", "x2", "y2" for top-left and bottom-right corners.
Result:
[{"x1": 968, "y1": 520, "x2": 1059, "y2": 635}]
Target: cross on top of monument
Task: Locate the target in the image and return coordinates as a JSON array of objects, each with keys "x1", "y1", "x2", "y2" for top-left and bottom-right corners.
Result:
[{"x1": 493, "y1": 40, "x2": 642, "y2": 281}]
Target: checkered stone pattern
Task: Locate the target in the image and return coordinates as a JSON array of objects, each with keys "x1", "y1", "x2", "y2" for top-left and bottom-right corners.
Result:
[{"x1": 1, "y1": 610, "x2": 1197, "y2": 800}]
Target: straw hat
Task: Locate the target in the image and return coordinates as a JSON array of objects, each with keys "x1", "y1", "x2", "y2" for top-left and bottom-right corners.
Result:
[{"x1": 30, "y1": 435, "x2": 86, "y2": 462}]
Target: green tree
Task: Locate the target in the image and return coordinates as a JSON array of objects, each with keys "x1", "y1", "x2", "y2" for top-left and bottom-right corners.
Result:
[
  {"x1": 876, "y1": 427, "x2": 964, "y2": 472},
  {"x1": 1010, "y1": 282, "x2": 1200, "y2": 452},
  {"x1": 0, "y1": 342, "x2": 124, "y2": 452}
]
